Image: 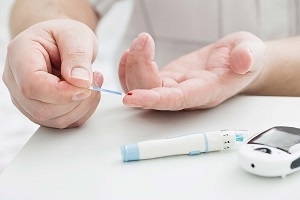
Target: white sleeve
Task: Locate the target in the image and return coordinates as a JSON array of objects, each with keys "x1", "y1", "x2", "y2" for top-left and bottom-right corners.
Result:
[{"x1": 88, "y1": 0, "x2": 119, "y2": 16}]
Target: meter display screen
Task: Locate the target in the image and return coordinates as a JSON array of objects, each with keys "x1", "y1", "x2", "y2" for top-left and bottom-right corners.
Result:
[{"x1": 248, "y1": 126, "x2": 300, "y2": 153}]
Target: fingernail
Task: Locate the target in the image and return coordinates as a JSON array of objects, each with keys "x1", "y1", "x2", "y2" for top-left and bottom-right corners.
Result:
[
  {"x1": 72, "y1": 90, "x2": 90, "y2": 101},
  {"x1": 71, "y1": 67, "x2": 90, "y2": 81}
]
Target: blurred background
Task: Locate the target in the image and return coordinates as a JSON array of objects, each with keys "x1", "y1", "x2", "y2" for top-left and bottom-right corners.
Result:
[{"x1": 0, "y1": 0, "x2": 132, "y2": 171}]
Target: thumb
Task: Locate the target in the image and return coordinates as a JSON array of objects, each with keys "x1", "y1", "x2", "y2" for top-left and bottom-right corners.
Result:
[
  {"x1": 56, "y1": 20, "x2": 98, "y2": 88},
  {"x1": 229, "y1": 36, "x2": 266, "y2": 75},
  {"x1": 229, "y1": 42, "x2": 254, "y2": 74}
]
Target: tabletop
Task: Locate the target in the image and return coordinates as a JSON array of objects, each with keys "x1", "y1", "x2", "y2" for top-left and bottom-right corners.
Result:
[{"x1": 0, "y1": 94, "x2": 300, "y2": 200}]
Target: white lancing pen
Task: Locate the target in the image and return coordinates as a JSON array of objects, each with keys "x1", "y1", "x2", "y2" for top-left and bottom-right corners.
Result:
[{"x1": 121, "y1": 130, "x2": 250, "y2": 162}]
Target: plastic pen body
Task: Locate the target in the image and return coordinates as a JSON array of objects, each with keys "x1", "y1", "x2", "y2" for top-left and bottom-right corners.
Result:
[{"x1": 121, "y1": 130, "x2": 249, "y2": 162}]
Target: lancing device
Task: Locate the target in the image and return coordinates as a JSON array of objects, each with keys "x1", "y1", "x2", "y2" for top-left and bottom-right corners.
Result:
[{"x1": 121, "y1": 129, "x2": 250, "y2": 162}]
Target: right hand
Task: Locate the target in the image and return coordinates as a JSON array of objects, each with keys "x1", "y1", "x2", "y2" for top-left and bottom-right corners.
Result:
[{"x1": 2, "y1": 19, "x2": 102, "y2": 128}]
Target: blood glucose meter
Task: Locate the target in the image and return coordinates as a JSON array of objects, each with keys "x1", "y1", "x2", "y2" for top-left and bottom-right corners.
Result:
[{"x1": 238, "y1": 125, "x2": 300, "y2": 178}]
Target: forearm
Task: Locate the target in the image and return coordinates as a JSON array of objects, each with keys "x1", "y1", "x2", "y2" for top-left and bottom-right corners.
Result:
[
  {"x1": 10, "y1": 0, "x2": 99, "y2": 38},
  {"x1": 243, "y1": 36, "x2": 300, "y2": 96}
]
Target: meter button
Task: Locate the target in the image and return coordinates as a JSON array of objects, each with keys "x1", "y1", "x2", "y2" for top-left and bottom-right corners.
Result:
[{"x1": 254, "y1": 147, "x2": 272, "y2": 154}]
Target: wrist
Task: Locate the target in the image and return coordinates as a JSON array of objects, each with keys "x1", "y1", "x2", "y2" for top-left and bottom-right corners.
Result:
[
  {"x1": 241, "y1": 41, "x2": 271, "y2": 95},
  {"x1": 9, "y1": 0, "x2": 99, "y2": 38}
]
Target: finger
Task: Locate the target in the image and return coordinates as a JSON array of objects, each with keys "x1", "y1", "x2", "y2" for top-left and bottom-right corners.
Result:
[
  {"x1": 118, "y1": 49, "x2": 130, "y2": 93},
  {"x1": 229, "y1": 43, "x2": 253, "y2": 74},
  {"x1": 5, "y1": 63, "x2": 81, "y2": 121},
  {"x1": 67, "y1": 91, "x2": 101, "y2": 128},
  {"x1": 67, "y1": 71, "x2": 103, "y2": 127},
  {"x1": 123, "y1": 72, "x2": 227, "y2": 110},
  {"x1": 6, "y1": 23, "x2": 93, "y2": 104},
  {"x1": 228, "y1": 32, "x2": 266, "y2": 74},
  {"x1": 56, "y1": 20, "x2": 98, "y2": 88},
  {"x1": 91, "y1": 71, "x2": 104, "y2": 88},
  {"x1": 6, "y1": 64, "x2": 75, "y2": 123},
  {"x1": 43, "y1": 72, "x2": 102, "y2": 128},
  {"x1": 123, "y1": 87, "x2": 219, "y2": 111},
  {"x1": 54, "y1": 91, "x2": 101, "y2": 129},
  {"x1": 11, "y1": 94, "x2": 80, "y2": 126},
  {"x1": 4, "y1": 57, "x2": 87, "y2": 109},
  {"x1": 52, "y1": 72, "x2": 101, "y2": 129},
  {"x1": 123, "y1": 88, "x2": 185, "y2": 110},
  {"x1": 5, "y1": 60, "x2": 102, "y2": 127},
  {"x1": 11, "y1": 74, "x2": 101, "y2": 129},
  {"x1": 126, "y1": 32, "x2": 161, "y2": 90}
]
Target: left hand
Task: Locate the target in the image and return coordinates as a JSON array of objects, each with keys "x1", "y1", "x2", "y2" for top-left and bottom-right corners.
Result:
[{"x1": 118, "y1": 32, "x2": 266, "y2": 110}]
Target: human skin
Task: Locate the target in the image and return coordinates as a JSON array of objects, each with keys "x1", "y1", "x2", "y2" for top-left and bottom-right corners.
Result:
[
  {"x1": 4, "y1": 0, "x2": 300, "y2": 127},
  {"x1": 2, "y1": 0, "x2": 102, "y2": 128},
  {"x1": 120, "y1": 32, "x2": 300, "y2": 110}
]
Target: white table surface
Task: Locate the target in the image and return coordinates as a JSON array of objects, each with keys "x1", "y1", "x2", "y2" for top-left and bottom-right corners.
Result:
[{"x1": 0, "y1": 94, "x2": 300, "y2": 200}]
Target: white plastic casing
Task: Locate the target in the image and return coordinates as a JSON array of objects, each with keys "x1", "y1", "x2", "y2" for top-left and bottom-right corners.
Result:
[
  {"x1": 238, "y1": 125, "x2": 300, "y2": 178},
  {"x1": 121, "y1": 130, "x2": 249, "y2": 162}
]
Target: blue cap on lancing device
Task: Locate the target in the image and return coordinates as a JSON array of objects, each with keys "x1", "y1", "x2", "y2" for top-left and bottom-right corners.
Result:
[{"x1": 121, "y1": 144, "x2": 140, "y2": 162}]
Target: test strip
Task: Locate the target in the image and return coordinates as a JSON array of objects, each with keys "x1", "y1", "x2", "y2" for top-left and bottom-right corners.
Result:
[{"x1": 89, "y1": 86, "x2": 123, "y2": 96}]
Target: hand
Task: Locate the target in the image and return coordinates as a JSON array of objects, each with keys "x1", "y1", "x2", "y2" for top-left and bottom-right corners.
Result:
[
  {"x1": 119, "y1": 32, "x2": 266, "y2": 110},
  {"x1": 2, "y1": 19, "x2": 102, "y2": 128}
]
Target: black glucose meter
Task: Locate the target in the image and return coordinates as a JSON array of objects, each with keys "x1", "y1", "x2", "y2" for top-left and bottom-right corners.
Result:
[{"x1": 238, "y1": 125, "x2": 300, "y2": 178}]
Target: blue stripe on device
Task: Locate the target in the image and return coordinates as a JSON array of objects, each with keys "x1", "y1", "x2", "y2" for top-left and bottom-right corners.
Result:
[{"x1": 121, "y1": 144, "x2": 140, "y2": 162}]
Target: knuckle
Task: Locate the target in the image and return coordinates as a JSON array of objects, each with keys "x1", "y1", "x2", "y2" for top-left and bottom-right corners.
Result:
[{"x1": 69, "y1": 50, "x2": 90, "y2": 62}]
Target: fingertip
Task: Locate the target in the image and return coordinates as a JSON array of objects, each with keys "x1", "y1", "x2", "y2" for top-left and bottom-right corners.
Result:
[
  {"x1": 230, "y1": 44, "x2": 254, "y2": 74},
  {"x1": 129, "y1": 32, "x2": 154, "y2": 52},
  {"x1": 122, "y1": 89, "x2": 161, "y2": 109},
  {"x1": 92, "y1": 71, "x2": 104, "y2": 87},
  {"x1": 122, "y1": 91, "x2": 143, "y2": 108},
  {"x1": 71, "y1": 72, "x2": 102, "y2": 102}
]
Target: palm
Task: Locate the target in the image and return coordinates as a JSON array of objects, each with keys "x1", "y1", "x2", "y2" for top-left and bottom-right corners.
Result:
[{"x1": 119, "y1": 32, "x2": 265, "y2": 110}]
